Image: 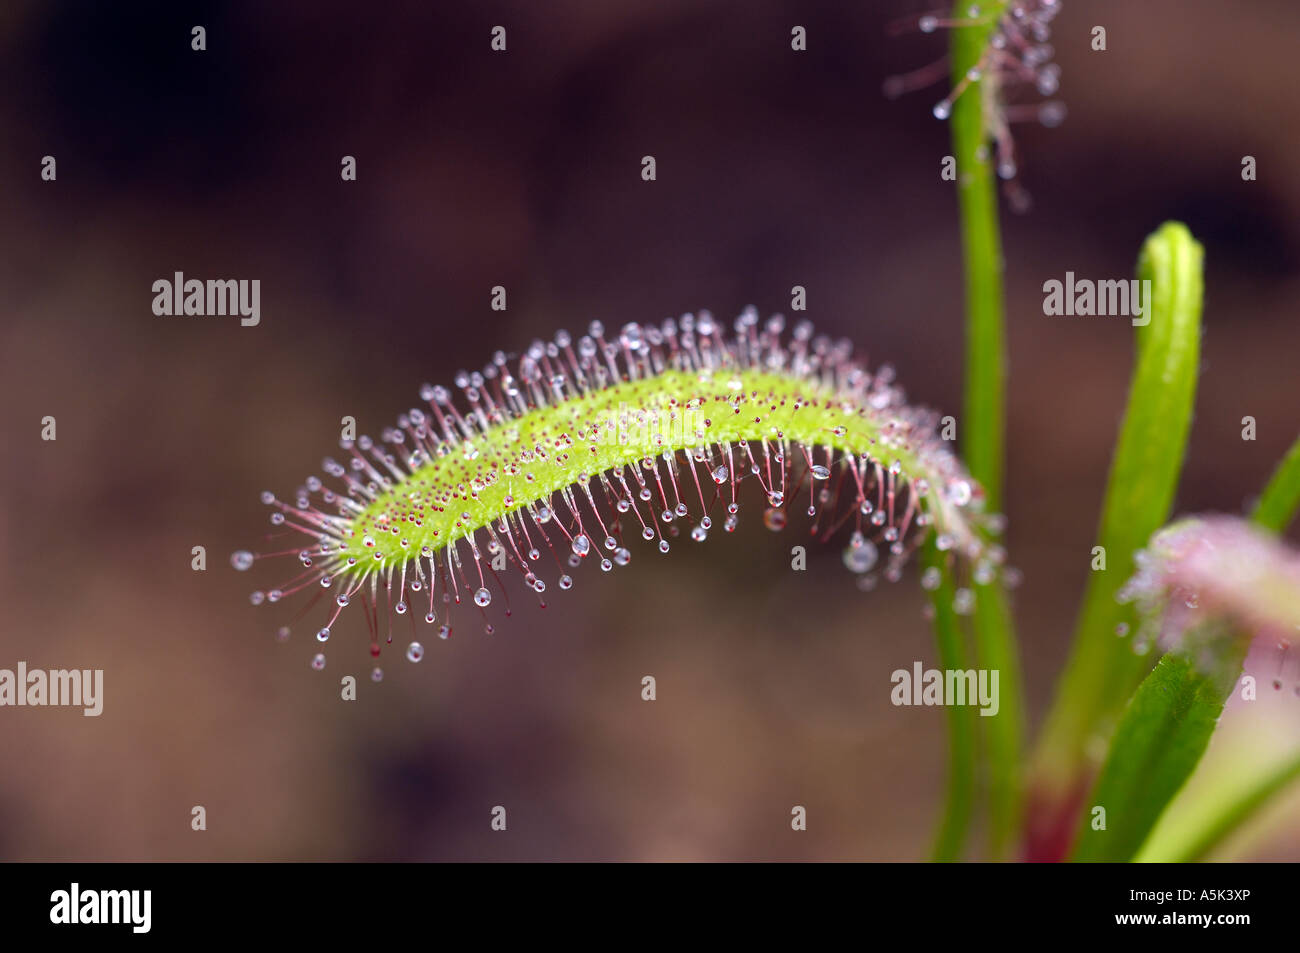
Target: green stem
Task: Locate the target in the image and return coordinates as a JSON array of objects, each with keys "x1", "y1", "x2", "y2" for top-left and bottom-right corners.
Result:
[
  {"x1": 949, "y1": 0, "x2": 1023, "y2": 858},
  {"x1": 924, "y1": 540, "x2": 977, "y2": 862}
]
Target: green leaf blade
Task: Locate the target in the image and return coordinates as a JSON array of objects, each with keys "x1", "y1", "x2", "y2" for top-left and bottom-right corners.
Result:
[{"x1": 1070, "y1": 641, "x2": 1245, "y2": 863}]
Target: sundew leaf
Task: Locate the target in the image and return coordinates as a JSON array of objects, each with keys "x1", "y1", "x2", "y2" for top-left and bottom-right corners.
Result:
[{"x1": 233, "y1": 312, "x2": 1003, "y2": 669}]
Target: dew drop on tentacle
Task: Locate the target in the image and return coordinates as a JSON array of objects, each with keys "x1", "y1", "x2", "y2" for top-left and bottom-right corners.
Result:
[
  {"x1": 406, "y1": 642, "x2": 424, "y2": 662},
  {"x1": 843, "y1": 534, "x2": 879, "y2": 574}
]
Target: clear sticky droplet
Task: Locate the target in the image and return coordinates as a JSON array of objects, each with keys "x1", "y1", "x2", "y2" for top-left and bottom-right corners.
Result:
[{"x1": 843, "y1": 537, "x2": 879, "y2": 574}]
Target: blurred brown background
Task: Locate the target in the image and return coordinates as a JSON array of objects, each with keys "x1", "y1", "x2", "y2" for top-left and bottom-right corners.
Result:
[{"x1": 0, "y1": 0, "x2": 1297, "y2": 861}]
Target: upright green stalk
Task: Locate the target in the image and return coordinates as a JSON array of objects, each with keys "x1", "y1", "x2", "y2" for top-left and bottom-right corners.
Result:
[
  {"x1": 924, "y1": 539, "x2": 977, "y2": 862},
  {"x1": 951, "y1": 9, "x2": 1007, "y2": 507},
  {"x1": 947, "y1": 0, "x2": 1024, "y2": 858}
]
